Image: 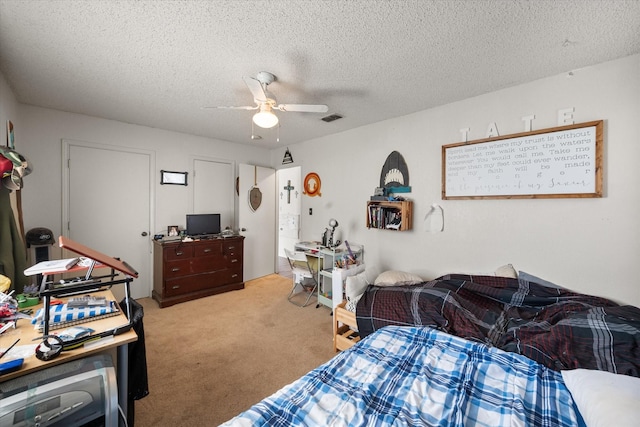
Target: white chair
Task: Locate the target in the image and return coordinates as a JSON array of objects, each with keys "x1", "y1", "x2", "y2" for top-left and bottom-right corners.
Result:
[{"x1": 284, "y1": 248, "x2": 319, "y2": 307}]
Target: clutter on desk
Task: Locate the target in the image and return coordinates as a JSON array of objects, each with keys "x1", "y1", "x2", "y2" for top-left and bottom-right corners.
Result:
[
  {"x1": 322, "y1": 218, "x2": 341, "y2": 248},
  {"x1": 31, "y1": 300, "x2": 120, "y2": 331},
  {"x1": 0, "y1": 338, "x2": 20, "y2": 359},
  {"x1": 15, "y1": 284, "x2": 40, "y2": 308},
  {"x1": 0, "y1": 273, "x2": 10, "y2": 293},
  {"x1": 0, "y1": 357, "x2": 24, "y2": 375},
  {"x1": 67, "y1": 295, "x2": 108, "y2": 308},
  {"x1": 1, "y1": 290, "x2": 33, "y2": 334},
  {"x1": 55, "y1": 326, "x2": 95, "y2": 342},
  {"x1": 23, "y1": 257, "x2": 79, "y2": 276},
  {"x1": 35, "y1": 336, "x2": 64, "y2": 361},
  {"x1": 0, "y1": 338, "x2": 38, "y2": 374}
]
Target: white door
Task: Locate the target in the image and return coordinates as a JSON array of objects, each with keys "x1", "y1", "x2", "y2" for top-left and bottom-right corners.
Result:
[
  {"x1": 192, "y1": 158, "x2": 234, "y2": 230},
  {"x1": 238, "y1": 163, "x2": 276, "y2": 281},
  {"x1": 64, "y1": 141, "x2": 153, "y2": 300},
  {"x1": 277, "y1": 166, "x2": 302, "y2": 258}
]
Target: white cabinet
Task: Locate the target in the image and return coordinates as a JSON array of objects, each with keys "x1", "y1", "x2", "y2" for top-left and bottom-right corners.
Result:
[{"x1": 316, "y1": 244, "x2": 364, "y2": 311}]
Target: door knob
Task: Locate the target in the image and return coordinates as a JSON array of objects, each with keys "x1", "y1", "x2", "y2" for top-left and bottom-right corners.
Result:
[
  {"x1": 141, "y1": 231, "x2": 148, "y2": 236},
  {"x1": 241, "y1": 228, "x2": 247, "y2": 232}
]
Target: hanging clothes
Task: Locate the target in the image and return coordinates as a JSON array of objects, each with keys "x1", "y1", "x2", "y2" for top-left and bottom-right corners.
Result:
[
  {"x1": 119, "y1": 297, "x2": 150, "y2": 427},
  {"x1": 0, "y1": 187, "x2": 28, "y2": 292}
]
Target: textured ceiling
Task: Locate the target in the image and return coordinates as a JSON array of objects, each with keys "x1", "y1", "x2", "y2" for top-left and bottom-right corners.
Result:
[{"x1": 1, "y1": 0, "x2": 639, "y2": 148}]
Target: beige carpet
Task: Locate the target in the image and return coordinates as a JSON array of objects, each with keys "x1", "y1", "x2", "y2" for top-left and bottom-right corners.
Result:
[{"x1": 134, "y1": 274, "x2": 336, "y2": 426}]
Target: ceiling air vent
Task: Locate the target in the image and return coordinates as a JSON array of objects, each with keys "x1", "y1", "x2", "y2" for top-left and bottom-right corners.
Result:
[{"x1": 321, "y1": 114, "x2": 343, "y2": 123}]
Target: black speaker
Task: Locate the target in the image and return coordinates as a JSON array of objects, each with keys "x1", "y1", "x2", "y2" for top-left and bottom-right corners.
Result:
[{"x1": 28, "y1": 245, "x2": 52, "y2": 288}]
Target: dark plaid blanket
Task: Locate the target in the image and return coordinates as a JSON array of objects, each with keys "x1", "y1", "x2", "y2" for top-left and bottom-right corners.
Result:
[{"x1": 356, "y1": 274, "x2": 640, "y2": 377}]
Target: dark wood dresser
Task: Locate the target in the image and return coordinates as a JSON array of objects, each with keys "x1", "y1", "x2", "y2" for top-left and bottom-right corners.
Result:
[{"x1": 152, "y1": 236, "x2": 244, "y2": 307}]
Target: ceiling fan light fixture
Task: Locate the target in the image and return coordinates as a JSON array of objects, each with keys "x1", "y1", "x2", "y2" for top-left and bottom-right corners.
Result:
[{"x1": 253, "y1": 105, "x2": 279, "y2": 128}]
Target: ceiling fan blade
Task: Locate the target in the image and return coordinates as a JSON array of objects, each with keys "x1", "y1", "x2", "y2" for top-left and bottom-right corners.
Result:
[
  {"x1": 276, "y1": 104, "x2": 329, "y2": 113},
  {"x1": 243, "y1": 76, "x2": 268, "y2": 103},
  {"x1": 201, "y1": 105, "x2": 258, "y2": 110}
]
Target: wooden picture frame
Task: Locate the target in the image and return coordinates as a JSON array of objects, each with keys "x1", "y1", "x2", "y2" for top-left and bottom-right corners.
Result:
[{"x1": 442, "y1": 120, "x2": 603, "y2": 199}]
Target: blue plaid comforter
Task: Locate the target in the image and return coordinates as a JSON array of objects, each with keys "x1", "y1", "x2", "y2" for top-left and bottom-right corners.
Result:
[{"x1": 221, "y1": 326, "x2": 584, "y2": 426}]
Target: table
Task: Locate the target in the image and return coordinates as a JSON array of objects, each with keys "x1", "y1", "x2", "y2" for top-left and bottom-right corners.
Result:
[{"x1": 0, "y1": 288, "x2": 137, "y2": 416}]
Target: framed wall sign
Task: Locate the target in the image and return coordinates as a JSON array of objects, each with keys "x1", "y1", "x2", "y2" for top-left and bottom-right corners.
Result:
[
  {"x1": 160, "y1": 170, "x2": 188, "y2": 186},
  {"x1": 442, "y1": 120, "x2": 603, "y2": 199}
]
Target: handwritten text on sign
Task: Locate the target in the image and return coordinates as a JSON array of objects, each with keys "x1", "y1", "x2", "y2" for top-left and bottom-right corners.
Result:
[{"x1": 443, "y1": 123, "x2": 601, "y2": 198}]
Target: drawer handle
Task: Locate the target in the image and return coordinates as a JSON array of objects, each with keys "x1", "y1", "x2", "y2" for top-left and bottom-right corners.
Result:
[
  {"x1": 176, "y1": 251, "x2": 183, "y2": 256},
  {"x1": 204, "y1": 249, "x2": 212, "y2": 253},
  {"x1": 231, "y1": 274, "x2": 238, "y2": 278},
  {"x1": 228, "y1": 246, "x2": 235, "y2": 250},
  {"x1": 231, "y1": 259, "x2": 238, "y2": 263},
  {"x1": 172, "y1": 285, "x2": 180, "y2": 290},
  {"x1": 171, "y1": 268, "x2": 180, "y2": 272}
]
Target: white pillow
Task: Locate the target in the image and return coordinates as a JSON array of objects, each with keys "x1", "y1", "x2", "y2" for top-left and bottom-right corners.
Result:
[
  {"x1": 374, "y1": 270, "x2": 422, "y2": 287},
  {"x1": 518, "y1": 271, "x2": 565, "y2": 289},
  {"x1": 561, "y1": 369, "x2": 640, "y2": 427},
  {"x1": 494, "y1": 263, "x2": 517, "y2": 278},
  {"x1": 345, "y1": 271, "x2": 370, "y2": 311}
]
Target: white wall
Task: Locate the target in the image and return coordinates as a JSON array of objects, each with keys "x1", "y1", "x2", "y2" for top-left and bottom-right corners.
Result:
[
  {"x1": 0, "y1": 74, "x2": 18, "y2": 134},
  {"x1": 273, "y1": 54, "x2": 640, "y2": 307},
  {"x1": 3, "y1": 55, "x2": 639, "y2": 307},
  {"x1": 12, "y1": 104, "x2": 271, "y2": 259},
  {"x1": 277, "y1": 165, "x2": 302, "y2": 258}
]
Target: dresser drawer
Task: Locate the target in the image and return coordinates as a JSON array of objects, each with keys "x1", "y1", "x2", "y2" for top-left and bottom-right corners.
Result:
[
  {"x1": 152, "y1": 236, "x2": 245, "y2": 307},
  {"x1": 163, "y1": 259, "x2": 192, "y2": 279},
  {"x1": 225, "y1": 254, "x2": 242, "y2": 268},
  {"x1": 194, "y1": 241, "x2": 222, "y2": 257},
  {"x1": 164, "y1": 271, "x2": 226, "y2": 297},
  {"x1": 227, "y1": 265, "x2": 243, "y2": 284},
  {"x1": 164, "y1": 245, "x2": 193, "y2": 261},
  {"x1": 224, "y1": 242, "x2": 240, "y2": 255},
  {"x1": 191, "y1": 256, "x2": 225, "y2": 274}
]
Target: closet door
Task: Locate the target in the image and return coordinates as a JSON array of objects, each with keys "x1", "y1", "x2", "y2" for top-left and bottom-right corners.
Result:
[
  {"x1": 238, "y1": 163, "x2": 276, "y2": 281},
  {"x1": 65, "y1": 141, "x2": 153, "y2": 299}
]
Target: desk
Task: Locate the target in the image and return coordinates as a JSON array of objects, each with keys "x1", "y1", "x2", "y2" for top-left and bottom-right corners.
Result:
[
  {"x1": 0, "y1": 289, "x2": 137, "y2": 416},
  {"x1": 294, "y1": 242, "x2": 364, "y2": 311}
]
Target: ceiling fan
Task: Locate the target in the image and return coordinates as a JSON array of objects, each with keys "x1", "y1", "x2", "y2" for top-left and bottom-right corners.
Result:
[{"x1": 203, "y1": 71, "x2": 329, "y2": 129}]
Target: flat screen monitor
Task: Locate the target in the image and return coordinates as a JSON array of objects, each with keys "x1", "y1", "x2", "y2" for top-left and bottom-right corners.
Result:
[{"x1": 186, "y1": 213, "x2": 221, "y2": 236}]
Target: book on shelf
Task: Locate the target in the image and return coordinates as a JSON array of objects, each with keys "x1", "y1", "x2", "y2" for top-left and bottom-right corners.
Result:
[{"x1": 24, "y1": 258, "x2": 80, "y2": 276}]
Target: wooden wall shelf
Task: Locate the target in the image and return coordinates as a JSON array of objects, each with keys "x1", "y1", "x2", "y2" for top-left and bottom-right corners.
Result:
[{"x1": 366, "y1": 200, "x2": 413, "y2": 231}]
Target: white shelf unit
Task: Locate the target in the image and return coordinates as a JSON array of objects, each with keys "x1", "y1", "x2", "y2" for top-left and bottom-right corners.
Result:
[{"x1": 316, "y1": 244, "x2": 364, "y2": 311}]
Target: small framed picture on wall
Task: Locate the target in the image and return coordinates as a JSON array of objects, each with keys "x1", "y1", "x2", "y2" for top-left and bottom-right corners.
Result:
[{"x1": 161, "y1": 170, "x2": 188, "y2": 185}]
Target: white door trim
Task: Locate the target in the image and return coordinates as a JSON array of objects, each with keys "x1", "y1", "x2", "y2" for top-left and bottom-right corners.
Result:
[{"x1": 61, "y1": 139, "x2": 156, "y2": 296}]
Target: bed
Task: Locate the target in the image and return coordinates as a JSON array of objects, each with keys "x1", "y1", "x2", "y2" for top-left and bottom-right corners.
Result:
[
  {"x1": 356, "y1": 272, "x2": 640, "y2": 376},
  {"x1": 222, "y1": 271, "x2": 640, "y2": 426}
]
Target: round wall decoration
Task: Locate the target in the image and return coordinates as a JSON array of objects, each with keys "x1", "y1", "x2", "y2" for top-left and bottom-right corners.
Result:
[
  {"x1": 249, "y1": 166, "x2": 262, "y2": 211},
  {"x1": 303, "y1": 172, "x2": 322, "y2": 197}
]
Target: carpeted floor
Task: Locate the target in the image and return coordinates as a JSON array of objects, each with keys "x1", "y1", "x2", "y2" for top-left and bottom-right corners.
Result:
[{"x1": 133, "y1": 273, "x2": 335, "y2": 426}]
